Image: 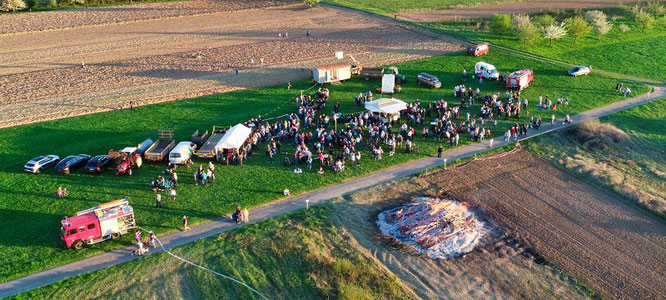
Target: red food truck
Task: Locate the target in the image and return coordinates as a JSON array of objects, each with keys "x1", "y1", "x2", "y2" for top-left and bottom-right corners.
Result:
[
  {"x1": 506, "y1": 69, "x2": 533, "y2": 91},
  {"x1": 60, "y1": 199, "x2": 136, "y2": 249}
]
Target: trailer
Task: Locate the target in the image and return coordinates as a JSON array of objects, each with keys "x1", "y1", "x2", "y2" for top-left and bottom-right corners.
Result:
[
  {"x1": 360, "y1": 67, "x2": 384, "y2": 80},
  {"x1": 60, "y1": 199, "x2": 135, "y2": 249},
  {"x1": 144, "y1": 130, "x2": 175, "y2": 161},
  {"x1": 191, "y1": 130, "x2": 209, "y2": 148},
  {"x1": 506, "y1": 69, "x2": 533, "y2": 91},
  {"x1": 312, "y1": 63, "x2": 352, "y2": 84},
  {"x1": 194, "y1": 126, "x2": 226, "y2": 158}
]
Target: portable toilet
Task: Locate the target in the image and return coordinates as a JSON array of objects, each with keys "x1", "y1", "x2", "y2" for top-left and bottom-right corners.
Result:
[{"x1": 382, "y1": 74, "x2": 395, "y2": 94}]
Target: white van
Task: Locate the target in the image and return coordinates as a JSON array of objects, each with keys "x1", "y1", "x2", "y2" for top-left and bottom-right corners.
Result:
[
  {"x1": 474, "y1": 62, "x2": 499, "y2": 80},
  {"x1": 169, "y1": 141, "x2": 196, "y2": 164}
]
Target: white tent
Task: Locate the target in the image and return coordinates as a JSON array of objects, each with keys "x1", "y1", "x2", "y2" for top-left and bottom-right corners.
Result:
[
  {"x1": 217, "y1": 124, "x2": 252, "y2": 150},
  {"x1": 364, "y1": 98, "x2": 407, "y2": 114}
]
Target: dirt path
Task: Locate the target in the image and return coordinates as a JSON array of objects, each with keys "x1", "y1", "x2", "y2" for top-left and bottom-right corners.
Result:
[
  {"x1": 417, "y1": 150, "x2": 666, "y2": 299},
  {"x1": 398, "y1": 0, "x2": 653, "y2": 22},
  {"x1": 0, "y1": 87, "x2": 662, "y2": 298},
  {"x1": 0, "y1": 5, "x2": 459, "y2": 128}
]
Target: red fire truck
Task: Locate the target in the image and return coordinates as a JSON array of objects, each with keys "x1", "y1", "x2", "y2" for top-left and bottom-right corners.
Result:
[
  {"x1": 60, "y1": 199, "x2": 136, "y2": 249},
  {"x1": 506, "y1": 69, "x2": 533, "y2": 91}
]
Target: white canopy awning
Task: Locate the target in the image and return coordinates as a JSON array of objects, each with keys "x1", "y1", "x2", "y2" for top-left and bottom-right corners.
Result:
[
  {"x1": 365, "y1": 98, "x2": 407, "y2": 114},
  {"x1": 217, "y1": 124, "x2": 252, "y2": 150}
]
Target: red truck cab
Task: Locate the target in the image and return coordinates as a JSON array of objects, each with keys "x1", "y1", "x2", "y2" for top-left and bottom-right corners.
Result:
[
  {"x1": 61, "y1": 199, "x2": 135, "y2": 249},
  {"x1": 506, "y1": 69, "x2": 534, "y2": 91}
]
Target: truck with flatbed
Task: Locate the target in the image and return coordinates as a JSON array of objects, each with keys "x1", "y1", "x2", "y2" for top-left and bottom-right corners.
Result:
[
  {"x1": 144, "y1": 130, "x2": 175, "y2": 162},
  {"x1": 194, "y1": 126, "x2": 226, "y2": 159}
]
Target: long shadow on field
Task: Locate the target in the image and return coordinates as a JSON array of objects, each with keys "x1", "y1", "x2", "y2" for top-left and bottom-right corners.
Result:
[{"x1": 0, "y1": 209, "x2": 62, "y2": 248}]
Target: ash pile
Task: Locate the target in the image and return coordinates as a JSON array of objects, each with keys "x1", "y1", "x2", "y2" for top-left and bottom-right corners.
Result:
[{"x1": 378, "y1": 197, "x2": 488, "y2": 259}]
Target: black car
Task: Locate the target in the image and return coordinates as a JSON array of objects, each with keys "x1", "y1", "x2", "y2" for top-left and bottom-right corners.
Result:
[
  {"x1": 56, "y1": 154, "x2": 92, "y2": 174},
  {"x1": 86, "y1": 155, "x2": 114, "y2": 173}
]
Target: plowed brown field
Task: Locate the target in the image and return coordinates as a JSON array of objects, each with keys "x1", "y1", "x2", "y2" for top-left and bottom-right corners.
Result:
[
  {"x1": 0, "y1": 4, "x2": 459, "y2": 128},
  {"x1": 417, "y1": 150, "x2": 666, "y2": 299}
]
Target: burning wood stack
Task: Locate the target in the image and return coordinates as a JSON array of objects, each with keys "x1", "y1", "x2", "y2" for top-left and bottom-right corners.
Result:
[{"x1": 378, "y1": 197, "x2": 488, "y2": 259}]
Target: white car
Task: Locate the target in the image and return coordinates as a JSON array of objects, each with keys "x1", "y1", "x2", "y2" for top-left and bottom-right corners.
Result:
[
  {"x1": 24, "y1": 155, "x2": 60, "y2": 174},
  {"x1": 568, "y1": 66, "x2": 591, "y2": 77}
]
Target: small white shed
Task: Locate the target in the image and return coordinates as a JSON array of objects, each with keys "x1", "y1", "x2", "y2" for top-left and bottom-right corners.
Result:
[{"x1": 312, "y1": 63, "x2": 352, "y2": 84}]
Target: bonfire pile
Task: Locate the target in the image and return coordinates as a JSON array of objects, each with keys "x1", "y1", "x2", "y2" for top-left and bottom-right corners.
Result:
[{"x1": 378, "y1": 197, "x2": 487, "y2": 259}]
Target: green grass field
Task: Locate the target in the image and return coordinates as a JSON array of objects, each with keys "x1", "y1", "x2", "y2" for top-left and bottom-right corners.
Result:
[
  {"x1": 528, "y1": 98, "x2": 666, "y2": 217},
  {"x1": 425, "y1": 10, "x2": 666, "y2": 82},
  {"x1": 323, "y1": 0, "x2": 527, "y2": 15},
  {"x1": 0, "y1": 49, "x2": 648, "y2": 282},
  {"x1": 11, "y1": 205, "x2": 413, "y2": 299}
]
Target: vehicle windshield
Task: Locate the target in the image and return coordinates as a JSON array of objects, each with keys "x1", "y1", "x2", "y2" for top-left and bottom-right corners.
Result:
[{"x1": 171, "y1": 153, "x2": 181, "y2": 158}]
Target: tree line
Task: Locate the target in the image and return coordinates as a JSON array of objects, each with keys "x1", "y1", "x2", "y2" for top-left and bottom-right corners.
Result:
[{"x1": 487, "y1": 3, "x2": 664, "y2": 48}]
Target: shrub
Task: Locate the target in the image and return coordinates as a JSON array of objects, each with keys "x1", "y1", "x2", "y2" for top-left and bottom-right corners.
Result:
[
  {"x1": 618, "y1": 23, "x2": 630, "y2": 32},
  {"x1": 36, "y1": 0, "x2": 54, "y2": 6},
  {"x1": 489, "y1": 14, "x2": 513, "y2": 39},
  {"x1": 302, "y1": 0, "x2": 319, "y2": 8},
  {"x1": 634, "y1": 10, "x2": 656, "y2": 31},
  {"x1": 516, "y1": 22, "x2": 539, "y2": 48},
  {"x1": 566, "y1": 16, "x2": 592, "y2": 43},
  {"x1": 645, "y1": 2, "x2": 665, "y2": 17},
  {"x1": 0, "y1": 0, "x2": 26, "y2": 11},
  {"x1": 534, "y1": 14, "x2": 555, "y2": 28},
  {"x1": 512, "y1": 14, "x2": 531, "y2": 28}
]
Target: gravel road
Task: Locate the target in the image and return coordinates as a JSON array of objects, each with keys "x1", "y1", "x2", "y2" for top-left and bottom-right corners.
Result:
[{"x1": 420, "y1": 150, "x2": 666, "y2": 299}]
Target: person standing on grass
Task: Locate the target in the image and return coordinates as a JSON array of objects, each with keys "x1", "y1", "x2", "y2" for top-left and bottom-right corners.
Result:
[
  {"x1": 551, "y1": 114, "x2": 556, "y2": 125},
  {"x1": 149, "y1": 231, "x2": 157, "y2": 248},
  {"x1": 155, "y1": 193, "x2": 163, "y2": 208},
  {"x1": 356, "y1": 151, "x2": 361, "y2": 166},
  {"x1": 135, "y1": 231, "x2": 142, "y2": 244},
  {"x1": 182, "y1": 216, "x2": 190, "y2": 231},
  {"x1": 437, "y1": 145, "x2": 443, "y2": 158},
  {"x1": 171, "y1": 172, "x2": 178, "y2": 187},
  {"x1": 170, "y1": 188, "x2": 176, "y2": 201}
]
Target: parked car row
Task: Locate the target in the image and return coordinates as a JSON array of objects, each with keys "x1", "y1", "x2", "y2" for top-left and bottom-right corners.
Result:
[{"x1": 24, "y1": 135, "x2": 198, "y2": 175}]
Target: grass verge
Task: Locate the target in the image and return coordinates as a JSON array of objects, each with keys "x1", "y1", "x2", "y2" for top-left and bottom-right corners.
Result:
[{"x1": 11, "y1": 205, "x2": 414, "y2": 299}]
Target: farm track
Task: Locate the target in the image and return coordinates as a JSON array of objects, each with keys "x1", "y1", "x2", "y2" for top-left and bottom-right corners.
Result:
[
  {"x1": 0, "y1": 4, "x2": 461, "y2": 128},
  {"x1": 420, "y1": 150, "x2": 666, "y2": 299}
]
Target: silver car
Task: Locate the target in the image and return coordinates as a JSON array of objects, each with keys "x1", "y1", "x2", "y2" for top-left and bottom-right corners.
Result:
[
  {"x1": 568, "y1": 66, "x2": 591, "y2": 77},
  {"x1": 24, "y1": 155, "x2": 60, "y2": 174}
]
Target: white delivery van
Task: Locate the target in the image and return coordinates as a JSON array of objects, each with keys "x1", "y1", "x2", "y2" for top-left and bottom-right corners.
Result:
[
  {"x1": 474, "y1": 62, "x2": 499, "y2": 80},
  {"x1": 169, "y1": 141, "x2": 196, "y2": 164}
]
